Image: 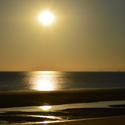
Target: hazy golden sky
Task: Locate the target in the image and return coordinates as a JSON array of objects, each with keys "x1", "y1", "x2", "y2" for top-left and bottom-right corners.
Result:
[{"x1": 0, "y1": 0, "x2": 125, "y2": 71}]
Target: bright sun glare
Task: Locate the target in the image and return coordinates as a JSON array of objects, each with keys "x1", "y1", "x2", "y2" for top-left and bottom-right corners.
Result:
[
  {"x1": 38, "y1": 10, "x2": 55, "y2": 26},
  {"x1": 40, "y1": 106, "x2": 52, "y2": 111}
]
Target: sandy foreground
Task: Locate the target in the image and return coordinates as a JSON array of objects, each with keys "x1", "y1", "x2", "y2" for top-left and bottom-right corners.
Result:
[
  {"x1": 20, "y1": 116, "x2": 125, "y2": 125},
  {"x1": 0, "y1": 116, "x2": 125, "y2": 125},
  {"x1": 0, "y1": 89, "x2": 125, "y2": 124},
  {"x1": 0, "y1": 88, "x2": 125, "y2": 108},
  {"x1": 52, "y1": 116, "x2": 125, "y2": 125}
]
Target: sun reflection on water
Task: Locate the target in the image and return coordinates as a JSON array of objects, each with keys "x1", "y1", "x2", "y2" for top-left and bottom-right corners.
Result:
[
  {"x1": 34, "y1": 78, "x2": 54, "y2": 91},
  {"x1": 39, "y1": 105, "x2": 52, "y2": 111},
  {"x1": 29, "y1": 71, "x2": 58, "y2": 91}
]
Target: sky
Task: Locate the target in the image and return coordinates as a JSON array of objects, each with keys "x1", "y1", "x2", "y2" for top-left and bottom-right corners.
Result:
[{"x1": 0, "y1": 0, "x2": 125, "y2": 71}]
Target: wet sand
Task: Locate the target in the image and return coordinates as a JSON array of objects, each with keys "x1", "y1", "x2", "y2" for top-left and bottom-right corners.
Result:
[
  {"x1": 1, "y1": 107, "x2": 125, "y2": 122},
  {"x1": 41, "y1": 116, "x2": 125, "y2": 125},
  {"x1": 0, "y1": 88, "x2": 125, "y2": 108},
  {"x1": 0, "y1": 88, "x2": 125, "y2": 124}
]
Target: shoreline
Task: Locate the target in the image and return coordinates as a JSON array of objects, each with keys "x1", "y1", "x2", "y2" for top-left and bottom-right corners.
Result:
[
  {"x1": 0, "y1": 116, "x2": 124, "y2": 125},
  {"x1": 0, "y1": 89, "x2": 125, "y2": 124},
  {"x1": 0, "y1": 88, "x2": 125, "y2": 108},
  {"x1": 0, "y1": 107, "x2": 125, "y2": 124},
  {"x1": 41, "y1": 116, "x2": 125, "y2": 125}
]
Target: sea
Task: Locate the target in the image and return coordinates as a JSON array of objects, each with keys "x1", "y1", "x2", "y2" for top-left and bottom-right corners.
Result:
[
  {"x1": 0, "y1": 71, "x2": 125, "y2": 124},
  {"x1": 0, "y1": 71, "x2": 125, "y2": 91}
]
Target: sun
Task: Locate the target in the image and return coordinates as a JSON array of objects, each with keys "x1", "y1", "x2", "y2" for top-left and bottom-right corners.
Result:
[{"x1": 38, "y1": 10, "x2": 55, "y2": 26}]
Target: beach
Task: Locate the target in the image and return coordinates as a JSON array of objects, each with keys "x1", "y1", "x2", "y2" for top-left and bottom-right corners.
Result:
[
  {"x1": 36, "y1": 116, "x2": 125, "y2": 125},
  {"x1": 0, "y1": 88, "x2": 125, "y2": 124},
  {"x1": 0, "y1": 88, "x2": 125, "y2": 108},
  {"x1": 1, "y1": 0, "x2": 125, "y2": 123}
]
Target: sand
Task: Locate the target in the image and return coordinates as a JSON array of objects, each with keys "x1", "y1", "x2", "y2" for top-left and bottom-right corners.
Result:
[
  {"x1": 0, "y1": 88, "x2": 125, "y2": 108},
  {"x1": 45, "y1": 116, "x2": 125, "y2": 125},
  {"x1": 0, "y1": 88, "x2": 125, "y2": 124},
  {"x1": 16, "y1": 116, "x2": 125, "y2": 125}
]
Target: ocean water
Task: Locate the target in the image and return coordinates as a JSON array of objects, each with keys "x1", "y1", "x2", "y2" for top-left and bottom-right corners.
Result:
[
  {"x1": 0, "y1": 71, "x2": 125, "y2": 92},
  {"x1": 0, "y1": 71, "x2": 125, "y2": 124}
]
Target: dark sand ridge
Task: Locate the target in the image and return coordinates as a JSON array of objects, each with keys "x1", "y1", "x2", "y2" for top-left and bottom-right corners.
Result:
[{"x1": 0, "y1": 88, "x2": 125, "y2": 108}]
